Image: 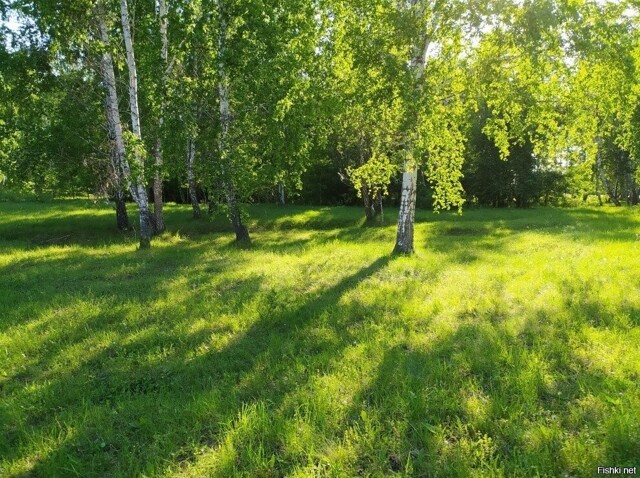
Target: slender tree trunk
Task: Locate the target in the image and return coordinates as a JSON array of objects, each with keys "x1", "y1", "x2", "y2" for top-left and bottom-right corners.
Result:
[
  {"x1": 114, "y1": 189, "x2": 130, "y2": 231},
  {"x1": 394, "y1": 171, "x2": 417, "y2": 254},
  {"x1": 596, "y1": 151, "x2": 621, "y2": 206},
  {"x1": 152, "y1": 0, "x2": 168, "y2": 233},
  {"x1": 361, "y1": 183, "x2": 375, "y2": 221},
  {"x1": 225, "y1": 185, "x2": 250, "y2": 241},
  {"x1": 119, "y1": 0, "x2": 153, "y2": 247},
  {"x1": 374, "y1": 190, "x2": 383, "y2": 224},
  {"x1": 217, "y1": 0, "x2": 250, "y2": 242},
  {"x1": 394, "y1": 8, "x2": 429, "y2": 253},
  {"x1": 98, "y1": 7, "x2": 129, "y2": 232},
  {"x1": 278, "y1": 181, "x2": 285, "y2": 206},
  {"x1": 153, "y1": 140, "x2": 165, "y2": 233},
  {"x1": 98, "y1": 9, "x2": 151, "y2": 248},
  {"x1": 186, "y1": 138, "x2": 201, "y2": 218},
  {"x1": 104, "y1": 92, "x2": 130, "y2": 231},
  {"x1": 628, "y1": 172, "x2": 639, "y2": 205}
]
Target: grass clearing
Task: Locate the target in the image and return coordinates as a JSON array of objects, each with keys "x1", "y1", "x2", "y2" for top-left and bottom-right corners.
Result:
[{"x1": 1, "y1": 201, "x2": 639, "y2": 477}]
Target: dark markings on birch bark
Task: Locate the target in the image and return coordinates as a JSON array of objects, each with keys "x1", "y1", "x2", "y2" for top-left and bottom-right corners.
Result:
[
  {"x1": 361, "y1": 183, "x2": 375, "y2": 222},
  {"x1": 597, "y1": 152, "x2": 621, "y2": 206},
  {"x1": 152, "y1": 0, "x2": 168, "y2": 233},
  {"x1": 153, "y1": 138, "x2": 165, "y2": 233},
  {"x1": 628, "y1": 171, "x2": 639, "y2": 205},
  {"x1": 120, "y1": 0, "x2": 153, "y2": 248},
  {"x1": 394, "y1": 171, "x2": 417, "y2": 254},
  {"x1": 114, "y1": 190, "x2": 130, "y2": 231},
  {"x1": 186, "y1": 138, "x2": 201, "y2": 218},
  {"x1": 225, "y1": 183, "x2": 250, "y2": 242},
  {"x1": 374, "y1": 190, "x2": 384, "y2": 224}
]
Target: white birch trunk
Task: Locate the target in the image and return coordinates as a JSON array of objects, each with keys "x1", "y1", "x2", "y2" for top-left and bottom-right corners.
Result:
[
  {"x1": 216, "y1": 0, "x2": 249, "y2": 242},
  {"x1": 186, "y1": 138, "x2": 201, "y2": 218},
  {"x1": 393, "y1": 2, "x2": 430, "y2": 253},
  {"x1": 278, "y1": 181, "x2": 285, "y2": 206},
  {"x1": 394, "y1": 171, "x2": 417, "y2": 253},
  {"x1": 120, "y1": 0, "x2": 142, "y2": 138},
  {"x1": 98, "y1": 15, "x2": 127, "y2": 180},
  {"x1": 98, "y1": 18, "x2": 131, "y2": 232},
  {"x1": 152, "y1": 0, "x2": 168, "y2": 232},
  {"x1": 119, "y1": 0, "x2": 153, "y2": 248}
]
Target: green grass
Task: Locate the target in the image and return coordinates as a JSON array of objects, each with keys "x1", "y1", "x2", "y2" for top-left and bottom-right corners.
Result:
[{"x1": 1, "y1": 200, "x2": 639, "y2": 477}]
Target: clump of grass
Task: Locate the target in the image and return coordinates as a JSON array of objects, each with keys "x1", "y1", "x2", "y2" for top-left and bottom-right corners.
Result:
[{"x1": 0, "y1": 200, "x2": 639, "y2": 477}]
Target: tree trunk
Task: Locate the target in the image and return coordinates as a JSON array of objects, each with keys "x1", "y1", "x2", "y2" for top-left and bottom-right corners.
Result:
[
  {"x1": 98, "y1": 9, "x2": 130, "y2": 233},
  {"x1": 186, "y1": 138, "x2": 201, "y2": 218},
  {"x1": 114, "y1": 189, "x2": 130, "y2": 231},
  {"x1": 105, "y1": 98, "x2": 130, "y2": 230},
  {"x1": 374, "y1": 190, "x2": 384, "y2": 224},
  {"x1": 393, "y1": 4, "x2": 430, "y2": 253},
  {"x1": 153, "y1": 141, "x2": 165, "y2": 233},
  {"x1": 394, "y1": 170, "x2": 417, "y2": 254},
  {"x1": 217, "y1": 0, "x2": 250, "y2": 242},
  {"x1": 361, "y1": 183, "x2": 375, "y2": 221},
  {"x1": 597, "y1": 157, "x2": 621, "y2": 206},
  {"x1": 98, "y1": 8, "x2": 151, "y2": 248},
  {"x1": 627, "y1": 171, "x2": 639, "y2": 205},
  {"x1": 226, "y1": 184, "x2": 250, "y2": 242},
  {"x1": 152, "y1": 0, "x2": 168, "y2": 233},
  {"x1": 594, "y1": 138, "x2": 620, "y2": 207},
  {"x1": 278, "y1": 181, "x2": 285, "y2": 206},
  {"x1": 119, "y1": 0, "x2": 153, "y2": 247}
]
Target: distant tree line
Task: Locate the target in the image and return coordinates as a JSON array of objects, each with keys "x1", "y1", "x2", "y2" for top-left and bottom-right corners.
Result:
[{"x1": 2, "y1": 0, "x2": 640, "y2": 250}]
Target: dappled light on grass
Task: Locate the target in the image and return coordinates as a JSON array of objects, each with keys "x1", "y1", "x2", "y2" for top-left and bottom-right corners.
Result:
[{"x1": 1, "y1": 201, "x2": 639, "y2": 476}]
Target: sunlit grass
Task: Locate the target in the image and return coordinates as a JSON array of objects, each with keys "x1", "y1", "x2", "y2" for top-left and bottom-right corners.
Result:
[{"x1": 1, "y1": 200, "x2": 639, "y2": 477}]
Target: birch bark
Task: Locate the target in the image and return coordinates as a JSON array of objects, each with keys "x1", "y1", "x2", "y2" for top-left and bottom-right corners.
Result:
[
  {"x1": 152, "y1": 0, "x2": 168, "y2": 233},
  {"x1": 393, "y1": 1, "x2": 431, "y2": 253},
  {"x1": 217, "y1": 0, "x2": 250, "y2": 242},
  {"x1": 394, "y1": 171, "x2": 417, "y2": 253},
  {"x1": 595, "y1": 136, "x2": 621, "y2": 206},
  {"x1": 98, "y1": 18, "x2": 131, "y2": 232},
  {"x1": 119, "y1": 0, "x2": 153, "y2": 248},
  {"x1": 186, "y1": 138, "x2": 201, "y2": 218}
]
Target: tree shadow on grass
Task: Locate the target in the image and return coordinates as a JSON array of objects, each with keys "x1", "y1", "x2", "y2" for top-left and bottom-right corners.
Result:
[
  {"x1": 4, "y1": 253, "x2": 395, "y2": 477},
  {"x1": 0, "y1": 237, "x2": 267, "y2": 469},
  {"x1": 341, "y1": 307, "x2": 640, "y2": 477},
  {"x1": 0, "y1": 239, "x2": 226, "y2": 332},
  {"x1": 415, "y1": 206, "x2": 640, "y2": 267}
]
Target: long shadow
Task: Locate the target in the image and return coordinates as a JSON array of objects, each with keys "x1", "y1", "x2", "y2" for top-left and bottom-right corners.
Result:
[
  {"x1": 0, "y1": 230, "x2": 268, "y2": 471},
  {"x1": 3, "y1": 202, "x2": 640, "y2": 476},
  {"x1": 415, "y1": 206, "x2": 640, "y2": 267},
  {"x1": 343, "y1": 308, "x2": 639, "y2": 476},
  {"x1": 9, "y1": 254, "x2": 394, "y2": 477},
  {"x1": 0, "y1": 239, "x2": 224, "y2": 332}
]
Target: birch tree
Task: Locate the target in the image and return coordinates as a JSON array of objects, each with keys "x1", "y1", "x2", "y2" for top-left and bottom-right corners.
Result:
[
  {"x1": 117, "y1": 0, "x2": 153, "y2": 248},
  {"x1": 215, "y1": 0, "x2": 249, "y2": 241},
  {"x1": 151, "y1": 0, "x2": 168, "y2": 232}
]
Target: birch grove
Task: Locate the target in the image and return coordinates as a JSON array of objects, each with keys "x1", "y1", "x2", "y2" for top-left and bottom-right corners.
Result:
[
  {"x1": 4, "y1": 0, "x2": 640, "y2": 250},
  {"x1": 97, "y1": 7, "x2": 150, "y2": 248}
]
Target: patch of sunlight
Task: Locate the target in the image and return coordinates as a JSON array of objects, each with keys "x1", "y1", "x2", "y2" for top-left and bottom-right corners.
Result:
[
  {"x1": 522, "y1": 422, "x2": 562, "y2": 454},
  {"x1": 52, "y1": 330, "x2": 119, "y2": 374},
  {"x1": 271, "y1": 209, "x2": 329, "y2": 226},
  {"x1": 574, "y1": 328, "x2": 640, "y2": 379},
  {"x1": 461, "y1": 384, "x2": 491, "y2": 425},
  {"x1": 560, "y1": 430, "x2": 604, "y2": 475},
  {"x1": 566, "y1": 394, "x2": 608, "y2": 429}
]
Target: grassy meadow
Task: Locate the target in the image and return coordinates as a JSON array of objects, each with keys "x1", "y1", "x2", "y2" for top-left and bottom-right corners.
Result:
[{"x1": 0, "y1": 200, "x2": 639, "y2": 477}]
